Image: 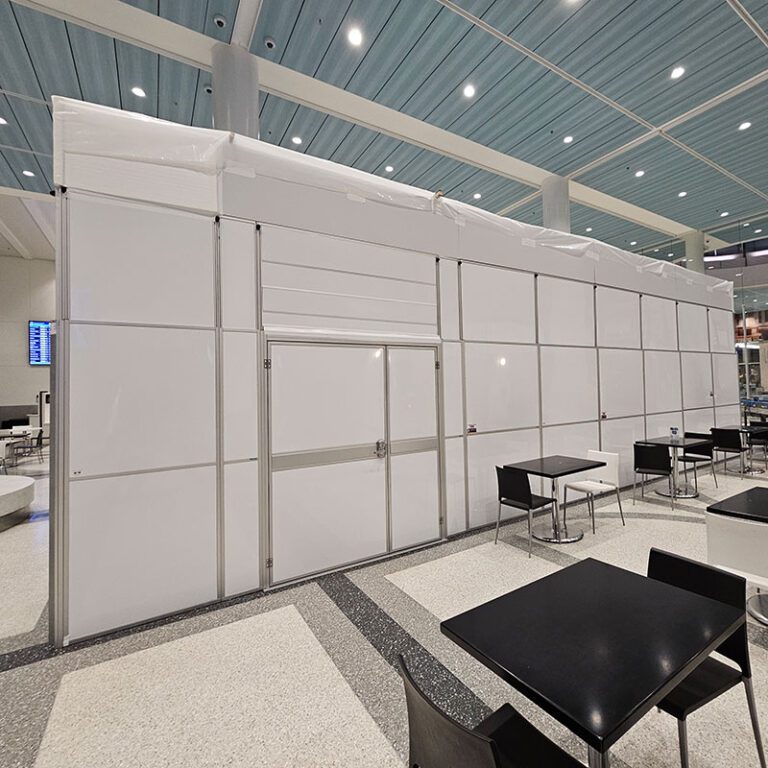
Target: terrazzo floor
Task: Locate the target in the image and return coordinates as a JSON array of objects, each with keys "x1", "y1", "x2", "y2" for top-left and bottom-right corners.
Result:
[{"x1": 1, "y1": 468, "x2": 767, "y2": 767}]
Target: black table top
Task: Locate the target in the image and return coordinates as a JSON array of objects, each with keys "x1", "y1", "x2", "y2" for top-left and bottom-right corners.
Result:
[
  {"x1": 440, "y1": 559, "x2": 743, "y2": 752},
  {"x1": 504, "y1": 455, "x2": 606, "y2": 478},
  {"x1": 644, "y1": 436, "x2": 709, "y2": 449},
  {"x1": 707, "y1": 487, "x2": 768, "y2": 523}
]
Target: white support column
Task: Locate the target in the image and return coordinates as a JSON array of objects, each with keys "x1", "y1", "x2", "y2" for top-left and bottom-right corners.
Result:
[
  {"x1": 211, "y1": 42, "x2": 260, "y2": 139},
  {"x1": 683, "y1": 229, "x2": 706, "y2": 274},
  {"x1": 542, "y1": 174, "x2": 571, "y2": 233}
]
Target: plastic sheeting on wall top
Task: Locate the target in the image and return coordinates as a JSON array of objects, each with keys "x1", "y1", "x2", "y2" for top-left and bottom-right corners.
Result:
[{"x1": 52, "y1": 96, "x2": 731, "y2": 306}]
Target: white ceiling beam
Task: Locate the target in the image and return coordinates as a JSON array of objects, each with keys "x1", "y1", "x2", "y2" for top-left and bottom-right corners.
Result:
[
  {"x1": 726, "y1": 0, "x2": 768, "y2": 48},
  {"x1": 5, "y1": 0, "x2": 701, "y2": 237},
  {"x1": 230, "y1": 0, "x2": 263, "y2": 50}
]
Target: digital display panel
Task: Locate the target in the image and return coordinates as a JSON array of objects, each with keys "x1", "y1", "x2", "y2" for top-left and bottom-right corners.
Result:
[{"x1": 29, "y1": 321, "x2": 51, "y2": 366}]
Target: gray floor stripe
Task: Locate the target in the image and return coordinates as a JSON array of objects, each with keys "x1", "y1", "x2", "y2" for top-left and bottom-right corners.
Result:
[{"x1": 317, "y1": 571, "x2": 492, "y2": 729}]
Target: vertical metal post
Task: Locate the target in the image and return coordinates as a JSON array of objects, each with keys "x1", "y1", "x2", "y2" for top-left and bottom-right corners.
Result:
[{"x1": 211, "y1": 42, "x2": 260, "y2": 139}]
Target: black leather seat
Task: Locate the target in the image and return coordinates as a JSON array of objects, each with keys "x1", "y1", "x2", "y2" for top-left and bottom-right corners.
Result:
[
  {"x1": 678, "y1": 431, "x2": 717, "y2": 491},
  {"x1": 633, "y1": 442, "x2": 674, "y2": 509},
  {"x1": 399, "y1": 655, "x2": 581, "y2": 768}
]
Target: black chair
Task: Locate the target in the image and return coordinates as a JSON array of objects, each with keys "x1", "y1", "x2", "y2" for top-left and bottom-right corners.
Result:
[
  {"x1": 711, "y1": 428, "x2": 748, "y2": 476},
  {"x1": 495, "y1": 467, "x2": 556, "y2": 556},
  {"x1": 748, "y1": 423, "x2": 768, "y2": 471},
  {"x1": 678, "y1": 432, "x2": 717, "y2": 492},
  {"x1": 398, "y1": 655, "x2": 580, "y2": 768},
  {"x1": 647, "y1": 549, "x2": 766, "y2": 768},
  {"x1": 633, "y1": 443, "x2": 674, "y2": 509}
]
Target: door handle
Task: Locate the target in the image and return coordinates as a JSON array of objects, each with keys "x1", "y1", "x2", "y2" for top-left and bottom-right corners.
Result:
[{"x1": 375, "y1": 439, "x2": 387, "y2": 458}]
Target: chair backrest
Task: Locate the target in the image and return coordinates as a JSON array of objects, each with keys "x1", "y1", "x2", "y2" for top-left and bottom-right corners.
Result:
[
  {"x1": 585, "y1": 450, "x2": 619, "y2": 486},
  {"x1": 398, "y1": 655, "x2": 500, "y2": 768},
  {"x1": 633, "y1": 443, "x2": 670, "y2": 472},
  {"x1": 35, "y1": 429, "x2": 43, "y2": 448},
  {"x1": 711, "y1": 428, "x2": 743, "y2": 451},
  {"x1": 683, "y1": 432, "x2": 713, "y2": 458},
  {"x1": 647, "y1": 549, "x2": 750, "y2": 677},
  {"x1": 495, "y1": 466, "x2": 532, "y2": 506}
]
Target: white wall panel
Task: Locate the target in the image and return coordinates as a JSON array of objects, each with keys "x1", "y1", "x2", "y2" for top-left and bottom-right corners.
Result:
[
  {"x1": 445, "y1": 437, "x2": 466, "y2": 536},
  {"x1": 220, "y1": 218, "x2": 257, "y2": 330},
  {"x1": 68, "y1": 195, "x2": 214, "y2": 327},
  {"x1": 465, "y1": 343, "x2": 539, "y2": 432},
  {"x1": 542, "y1": 422, "x2": 599, "y2": 485},
  {"x1": 712, "y1": 353, "x2": 740, "y2": 406},
  {"x1": 641, "y1": 295, "x2": 678, "y2": 350},
  {"x1": 388, "y1": 348, "x2": 437, "y2": 441},
  {"x1": 644, "y1": 350, "x2": 682, "y2": 414},
  {"x1": 677, "y1": 303, "x2": 709, "y2": 352},
  {"x1": 538, "y1": 277, "x2": 594, "y2": 347},
  {"x1": 270, "y1": 344, "x2": 384, "y2": 454},
  {"x1": 68, "y1": 466, "x2": 217, "y2": 640},
  {"x1": 596, "y1": 287, "x2": 640, "y2": 349},
  {"x1": 390, "y1": 451, "x2": 440, "y2": 550},
  {"x1": 645, "y1": 411, "x2": 683, "y2": 441},
  {"x1": 260, "y1": 225, "x2": 437, "y2": 336},
  {"x1": 715, "y1": 405, "x2": 740, "y2": 427},
  {"x1": 709, "y1": 308, "x2": 735, "y2": 353},
  {"x1": 461, "y1": 264, "x2": 535, "y2": 343},
  {"x1": 223, "y1": 332, "x2": 259, "y2": 462},
  {"x1": 541, "y1": 347, "x2": 598, "y2": 425},
  {"x1": 68, "y1": 325, "x2": 216, "y2": 477},
  {"x1": 442, "y1": 342, "x2": 464, "y2": 438},
  {"x1": 684, "y1": 408, "x2": 716, "y2": 435},
  {"x1": 271, "y1": 460, "x2": 387, "y2": 582},
  {"x1": 224, "y1": 460, "x2": 260, "y2": 596},
  {"x1": 681, "y1": 352, "x2": 714, "y2": 410},
  {"x1": 466, "y1": 428, "x2": 540, "y2": 528},
  {"x1": 599, "y1": 349, "x2": 644, "y2": 419},
  {"x1": 600, "y1": 416, "x2": 645, "y2": 488},
  {"x1": 439, "y1": 259, "x2": 460, "y2": 340}
]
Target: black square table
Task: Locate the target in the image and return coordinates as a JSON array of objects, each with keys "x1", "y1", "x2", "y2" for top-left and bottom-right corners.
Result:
[
  {"x1": 441, "y1": 558, "x2": 744, "y2": 767},
  {"x1": 504, "y1": 455, "x2": 606, "y2": 544},
  {"x1": 642, "y1": 436, "x2": 709, "y2": 499}
]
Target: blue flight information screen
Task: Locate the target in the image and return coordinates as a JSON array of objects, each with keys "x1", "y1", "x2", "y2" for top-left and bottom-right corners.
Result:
[{"x1": 29, "y1": 321, "x2": 51, "y2": 366}]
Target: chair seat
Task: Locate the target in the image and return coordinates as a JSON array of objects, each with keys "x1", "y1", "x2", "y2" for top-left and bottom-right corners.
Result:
[
  {"x1": 475, "y1": 703, "x2": 581, "y2": 768},
  {"x1": 635, "y1": 467, "x2": 672, "y2": 476},
  {"x1": 564, "y1": 479, "x2": 616, "y2": 495},
  {"x1": 657, "y1": 657, "x2": 743, "y2": 720},
  {"x1": 501, "y1": 494, "x2": 554, "y2": 511},
  {"x1": 679, "y1": 454, "x2": 712, "y2": 463},
  {"x1": 716, "y1": 446, "x2": 749, "y2": 454}
]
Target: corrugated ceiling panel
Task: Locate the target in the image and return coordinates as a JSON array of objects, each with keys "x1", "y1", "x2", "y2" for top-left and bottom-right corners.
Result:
[
  {"x1": 66, "y1": 25, "x2": 122, "y2": 109},
  {"x1": 570, "y1": 203, "x2": 665, "y2": 251},
  {"x1": 707, "y1": 213, "x2": 768, "y2": 245},
  {"x1": 0, "y1": 147, "x2": 51, "y2": 192},
  {"x1": 119, "y1": 0, "x2": 240, "y2": 42}
]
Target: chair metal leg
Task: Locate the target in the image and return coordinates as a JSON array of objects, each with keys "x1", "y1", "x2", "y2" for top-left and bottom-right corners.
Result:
[
  {"x1": 693, "y1": 464, "x2": 698, "y2": 494},
  {"x1": 563, "y1": 486, "x2": 568, "y2": 526},
  {"x1": 632, "y1": 473, "x2": 636, "y2": 505},
  {"x1": 745, "y1": 677, "x2": 768, "y2": 768},
  {"x1": 494, "y1": 501, "x2": 502, "y2": 544},
  {"x1": 590, "y1": 494, "x2": 596, "y2": 534},
  {"x1": 587, "y1": 746, "x2": 610, "y2": 767},
  {"x1": 616, "y1": 488, "x2": 625, "y2": 526},
  {"x1": 677, "y1": 719, "x2": 690, "y2": 768},
  {"x1": 711, "y1": 458, "x2": 718, "y2": 488},
  {"x1": 527, "y1": 509, "x2": 533, "y2": 558},
  {"x1": 641, "y1": 474, "x2": 645, "y2": 499}
]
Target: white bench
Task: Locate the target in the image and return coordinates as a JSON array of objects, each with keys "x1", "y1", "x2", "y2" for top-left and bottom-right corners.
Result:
[{"x1": 0, "y1": 476, "x2": 35, "y2": 517}]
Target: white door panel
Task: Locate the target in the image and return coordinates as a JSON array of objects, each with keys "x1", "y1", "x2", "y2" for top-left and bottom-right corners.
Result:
[
  {"x1": 390, "y1": 451, "x2": 440, "y2": 550},
  {"x1": 388, "y1": 348, "x2": 437, "y2": 441},
  {"x1": 600, "y1": 417, "x2": 645, "y2": 488},
  {"x1": 644, "y1": 351, "x2": 682, "y2": 413},
  {"x1": 599, "y1": 349, "x2": 644, "y2": 419},
  {"x1": 712, "y1": 353, "x2": 739, "y2": 406},
  {"x1": 596, "y1": 287, "x2": 640, "y2": 349},
  {"x1": 709, "y1": 309, "x2": 734, "y2": 353},
  {"x1": 270, "y1": 344, "x2": 385, "y2": 454},
  {"x1": 677, "y1": 303, "x2": 709, "y2": 352},
  {"x1": 681, "y1": 352, "x2": 713, "y2": 410},
  {"x1": 445, "y1": 437, "x2": 466, "y2": 536},
  {"x1": 271, "y1": 460, "x2": 387, "y2": 583},
  {"x1": 538, "y1": 277, "x2": 594, "y2": 347},
  {"x1": 541, "y1": 347, "x2": 598, "y2": 425},
  {"x1": 642, "y1": 296, "x2": 677, "y2": 350}
]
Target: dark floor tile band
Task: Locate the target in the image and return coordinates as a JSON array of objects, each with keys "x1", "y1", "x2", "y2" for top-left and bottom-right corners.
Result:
[{"x1": 317, "y1": 571, "x2": 492, "y2": 729}]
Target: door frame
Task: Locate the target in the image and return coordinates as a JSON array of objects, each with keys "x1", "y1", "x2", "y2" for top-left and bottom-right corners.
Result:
[{"x1": 263, "y1": 337, "x2": 444, "y2": 587}]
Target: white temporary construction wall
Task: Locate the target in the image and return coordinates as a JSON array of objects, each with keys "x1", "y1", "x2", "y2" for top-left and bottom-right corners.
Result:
[{"x1": 51, "y1": 98, "x2": 735, "y2": 643}]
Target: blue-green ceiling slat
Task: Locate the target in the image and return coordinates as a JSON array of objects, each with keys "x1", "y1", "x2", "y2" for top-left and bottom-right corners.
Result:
[
  {"x1": 115, "y1": 42, "x2": 158, "y2": 117},
  {"x1": 66, "y1": 24, "x2": 121, "y2": 109},
  {"x1": 0, "y1": 1, "x2": 45, "y2": 99},
  {"x1": 0, "y1": 94, "x2": 34, "y2": 152},
  {"x1": 2, "y1": 98, "x2": 52, "y2": 155},
  {"x1": 158, "y1": 59, "x2": 199, "y2": 124},
  {"x1": 190, "y1": 77, "x2": 215, "y2": 128},
  {"x1": 506, "y1": 197, "x2": 543, "y2": 228},
  {"x1": 707, "y1": 213, "x2": 768, "y2": 245},
  {"x1": 0, "y1": 147, "x2": 50, "y2": 192},
  {"x1": 570, "y1": 202, "x2": 664, "y2": 252},
  {"x1": 0, "y1": 152, "x2": 18, "y2": 188},
  {"x1": 120, "y1": 0, "x2": 241, "y2": 43}
]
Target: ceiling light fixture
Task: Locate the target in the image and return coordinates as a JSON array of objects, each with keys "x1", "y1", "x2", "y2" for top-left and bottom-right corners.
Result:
[
  {"x1": 720, "y1": 211, "x2": 729, "y2": 217},
  {"x1": 703, "y1": 254, "x2": 738, "y2": 262},
  {"x1": 755, "y1": 228, "x2": 763, "y2": 233},
  {"x1": 291, "y1": 136, "x2": 302, "y2": 145},
  {"x1": 0, "y1": 117, "x2": 7, "y2": 125},
  {"x1": 634, "y1": 170, "x2": 645, "y2": 178},
  {"x1": 654, "y1": 249, "x2": 660, "y2": 252},
  {"x1": 347, "y1": 27, "x2": 363, "y2": 46},
  {"x1": 22, "y1": 170, "x2": 35, "y2": 177},
  {"x1": 462, "y1": 83, "x2": 476, "y2": 98},
  {"x1": 739, "y1": 121, "x2": 752, "y2": 131},
  {"x1": 384, "y1": 165, "x2": 394, "y2": 173},
  {"x1": 678, "y1": 191, "x2": 687, "y2": 197},
  {"x1": 131, "y1": 86, "x2": 146, "y2": 98},
  {"x1": 668, "y1": 252, "x2": 674, "y2": 257},
  {"x1": 585, "y1": 227, "x2": 592, "y2": 232},
  {"x1": 563, "y1": 135, "x2": 574, "y2": 144},
  {"x1": 473, "y1": 193, "x2": 482, "y2": 200},
  {"x1": 670, "y1": 65, "x2": 685, "y2": 80},
  {"x1": 630, "y1": 241, "x2": 637, "y2": 246}
]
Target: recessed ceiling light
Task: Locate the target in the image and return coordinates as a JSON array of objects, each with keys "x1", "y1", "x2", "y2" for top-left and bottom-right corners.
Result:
[
  {"x1": 22, "y1": 170, "x2": 35, "y2": 177},
  {"x1": 563, "y1": 135, "x2": 574, "y2": 144},
  {"x1": 720, "y1": 211, "x2": 729, "y2": 217},
  {"x1": 668, "y1": 252, "x2": 674, "y2": 257},
  {"x1": 0, "y1": 117, "x2": 6, "y2": 125},
  {"x1": 653, "y1": 248, "x2": 660, "y2": 252},
  {"x1": 347, "y1": 27, "x2": 363, "y2": 46},
  {"x1": 131, "y1": 86, "x2": 146, "y2": 98},
  {"x1": 585, "y1": 227, "x2": 592, "y2": 232},
  {"x1": 745, "y1": 222, "x2": 751, "y2": 227},
  {"x1": 755, "y1": 229, "x2": 763, "y2": 233},
  {"x1": 384, "y1": 165, "x2": 394, "y2": 173},
  {"x1": 678, "y1": 191, "x2": 687, "y2": 197},
  {"x1": 708, "y1": 266, "x2": 714, "y2": 269},
  {"x1": 670, "y1": 65, "x2": 685, "y2": 80},
  {"x1": 462, "y1": 83, "x2": 476, "y2": 98},
  {"x1": 739, "y1": 121, "x2": 752, "y2": 131},
  {"x1": 630, "y1": 241, "x2": 637, "y2": 246},
  {"x1": 291, "y1": 136, "x2": 302, "y2": 145},
  {"x1": 473, "y1": 192, "x2": 482, "y2": 200},
  {"x1": 634, "y1": 170, "x2": 645, "y2": 178}
]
